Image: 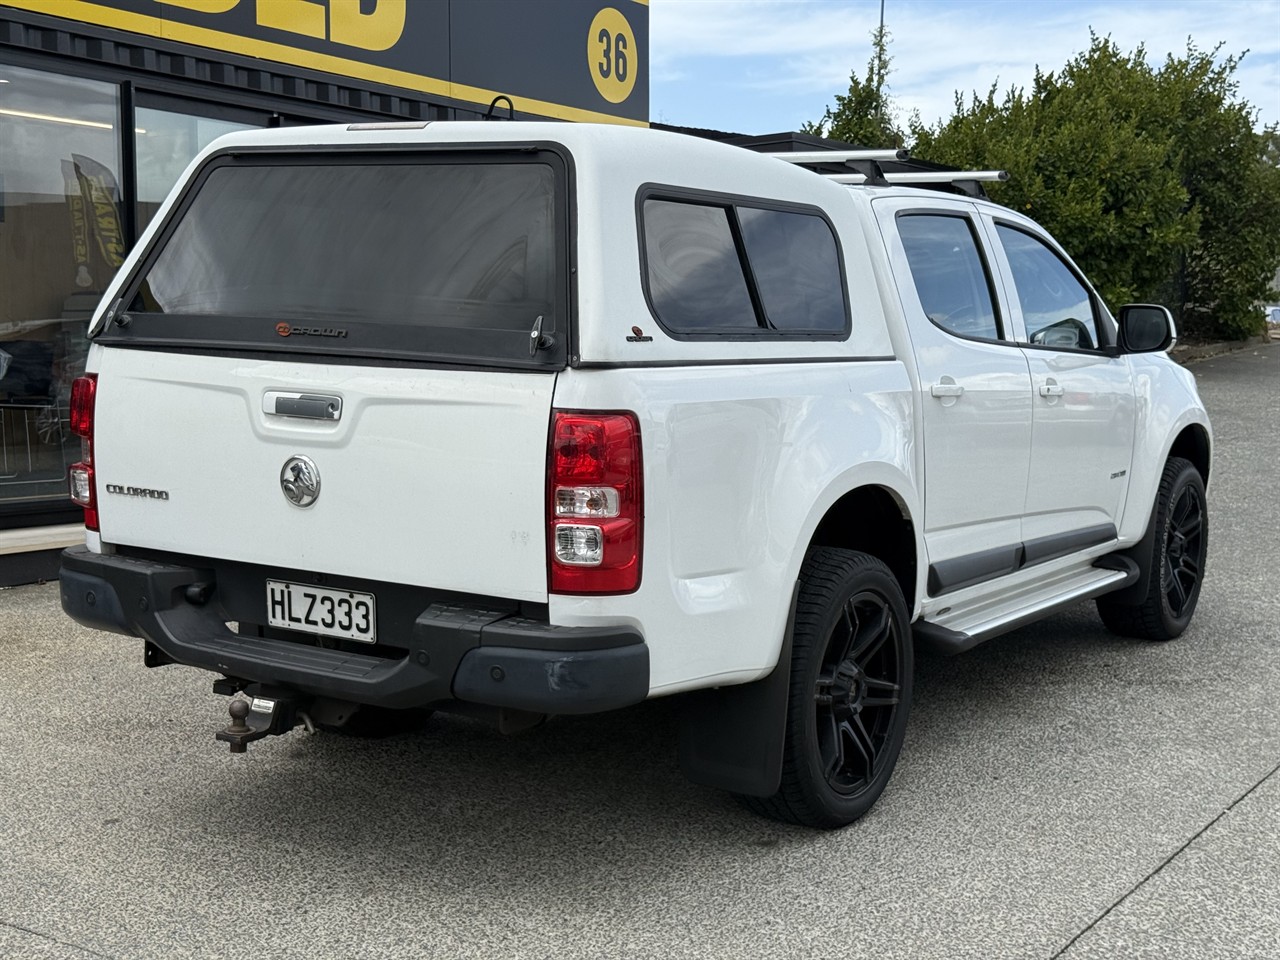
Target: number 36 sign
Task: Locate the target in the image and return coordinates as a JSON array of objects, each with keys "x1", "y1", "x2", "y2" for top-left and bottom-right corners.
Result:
[{"x1": 589, "y1": 6, "x2": 638, "y2": 105}]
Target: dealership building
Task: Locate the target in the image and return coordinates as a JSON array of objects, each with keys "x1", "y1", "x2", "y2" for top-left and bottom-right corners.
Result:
[{"x1": 0, "y1": 0, "x2": 648, "y2": 583}]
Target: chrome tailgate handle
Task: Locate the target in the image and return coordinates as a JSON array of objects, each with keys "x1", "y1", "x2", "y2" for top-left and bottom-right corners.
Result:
[{"x1": 263, "y1": 391, "x2": 342, "y2": 421}]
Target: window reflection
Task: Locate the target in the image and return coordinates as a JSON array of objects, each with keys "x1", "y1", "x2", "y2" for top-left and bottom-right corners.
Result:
[
  {"x1": 644, "y1": 200, "x2": 756, "y2": 330},
  {"x1": 135, "y1": 107, "x2": 252, "y2": 232},
  {"x1": 0, "y1": 64, "x2": 120, "y2": 510}
]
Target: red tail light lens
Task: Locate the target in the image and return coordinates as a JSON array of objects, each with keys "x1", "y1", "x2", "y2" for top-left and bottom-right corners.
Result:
[
  {"x1": 70, "y1": 374, "x2": 97, "y2": 439},
  {"x1": 68, "y1": 374, "x2": 98, "y2": 531},
  {"x1": 548, "y1": 411, "x2": 642, "y2": 594}
]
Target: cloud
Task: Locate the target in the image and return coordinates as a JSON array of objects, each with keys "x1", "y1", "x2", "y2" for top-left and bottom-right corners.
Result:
[{"x1": 649, "y1": 0, "x2": 1280, "y2": 132}]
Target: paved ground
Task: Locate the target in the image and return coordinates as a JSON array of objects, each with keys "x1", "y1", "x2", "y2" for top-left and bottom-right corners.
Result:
[{"x1": 2, "y1": 345, "x2": 1277, "y2": 960}]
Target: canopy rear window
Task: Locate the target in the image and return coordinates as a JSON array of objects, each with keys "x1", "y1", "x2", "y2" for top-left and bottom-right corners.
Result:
[{"x1": 108, "y1": 150, "x2": 567, "y2": 368}]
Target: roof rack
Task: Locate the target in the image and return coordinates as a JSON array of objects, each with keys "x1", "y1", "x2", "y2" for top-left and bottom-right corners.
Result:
[
  {"x1": 825, "y1": 170, "x2": 1009, "y2": 184},
  {"x1": 765, "y1": 149, "x2": 910, "y2": 164},
  {"x1": 760, "y1": 148, "x2": 1008, "y2": 197},
  {"x1": 762, "y1": 149, "x2": 906, "y2": 187}
]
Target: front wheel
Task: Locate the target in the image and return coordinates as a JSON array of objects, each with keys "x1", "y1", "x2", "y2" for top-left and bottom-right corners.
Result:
[
  {"x1": 1097, "y1": 456, "x2": 1208, "y2": 641},
  {"x1": 742, "y1": 548, "x2": 913, "y2": 829}
]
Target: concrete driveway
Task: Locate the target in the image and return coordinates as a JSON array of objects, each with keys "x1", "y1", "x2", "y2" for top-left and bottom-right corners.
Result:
[{"x1": 1, "y1": 344, "x2": 1276, "y2": 959}]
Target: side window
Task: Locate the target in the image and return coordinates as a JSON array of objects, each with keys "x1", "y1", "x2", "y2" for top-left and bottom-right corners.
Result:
[
  {"x1": 642, "y1": 200, "x2": 755, "y2": 330},
  {"x1": 896, "y1": 214, "x2": 1001, "y2": 340},
  {"x1": 995, "y1": 224, "x2": 1101, "y2": 350},
  {"x1": 737, "y1": 207, "x2": 845, "y2": 331},
  {"x1": 641, "y1": 195, "x2": 848, "y2": 336}
]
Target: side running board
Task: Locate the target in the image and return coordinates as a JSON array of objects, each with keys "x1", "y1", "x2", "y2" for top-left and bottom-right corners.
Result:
[{"x1": 913, "y1": 554, "x2": 1141, "y2": 655}]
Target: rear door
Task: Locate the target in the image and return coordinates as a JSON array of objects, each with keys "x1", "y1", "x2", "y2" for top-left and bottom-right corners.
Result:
[
  {"x1": 875, "y1": 198, "x2": 1034, "y2": 596},
  {"x1": 91, "y1": 147, "x2": 570, "y2": 603}
]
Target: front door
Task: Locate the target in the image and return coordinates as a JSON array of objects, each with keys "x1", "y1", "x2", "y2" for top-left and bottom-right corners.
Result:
[{"x1": 983, "y1": 217, "x2": 1136, "y2": 557}]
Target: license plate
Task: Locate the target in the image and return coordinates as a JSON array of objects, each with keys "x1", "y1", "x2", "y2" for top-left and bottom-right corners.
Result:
[{"x1": 266, "y1": 580, "x2": 376, "y2": 643}]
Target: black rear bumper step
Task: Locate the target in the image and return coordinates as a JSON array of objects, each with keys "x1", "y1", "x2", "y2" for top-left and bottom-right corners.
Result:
[{"x1": 59, "y1": 546, "x2": 648, "y2": 714}]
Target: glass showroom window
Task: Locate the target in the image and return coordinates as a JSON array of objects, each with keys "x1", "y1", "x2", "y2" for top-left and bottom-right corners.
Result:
[
  {"x1": 0, "y1": 64, "x2": 121, "y2": 520},
  {"x1": 135, "y1": 106, "x2": 252, "y2": 233}
]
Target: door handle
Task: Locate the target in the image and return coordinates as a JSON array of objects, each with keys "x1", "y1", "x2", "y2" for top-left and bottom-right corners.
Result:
[
  {"x1": 263, "y1": 391, "x2": 343, "y2": 420},
  {"x1": 930, "y1": 382, "x2": 965, "y2": 398},
  {"x1": 1038, "y1": 382, "x2": 1064, "y2": 398}
]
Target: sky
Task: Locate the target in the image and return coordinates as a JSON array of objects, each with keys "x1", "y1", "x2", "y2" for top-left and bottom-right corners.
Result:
[{"x1": 647, "y1": 0, "x2": 1280, "y2": 136}]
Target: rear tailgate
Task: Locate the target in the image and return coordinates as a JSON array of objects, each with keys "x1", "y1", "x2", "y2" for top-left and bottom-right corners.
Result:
[
  {"x1": 87, "y1": 144, "x2": 571, "y2": 604},
  {"x1": 93, "y1": 349, "x2": 554, "y2": 602}
]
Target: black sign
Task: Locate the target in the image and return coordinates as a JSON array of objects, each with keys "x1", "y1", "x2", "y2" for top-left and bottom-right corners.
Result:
[{"x1": 3, "y1": 0, "x2": 648, "y2": 124}]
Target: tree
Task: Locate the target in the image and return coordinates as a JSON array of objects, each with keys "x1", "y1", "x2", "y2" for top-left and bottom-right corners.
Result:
[
  {"x1": 910, "y1": 38, "x2": 1199, "y2": 315},
  {"x1": 803, "y1": 25, "x2": 902, "y2": 148},
  {"x1": 1158, "y1": 49, "x2": 1280, "y2": 338},
  {"x1": 905, "y1": 36, "x2": 1280, "y2": 339}
]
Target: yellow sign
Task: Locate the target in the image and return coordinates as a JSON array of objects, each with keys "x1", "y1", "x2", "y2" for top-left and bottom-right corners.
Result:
[{"x1": 1, "y1": 0, "x2": 649, "y2": 125}]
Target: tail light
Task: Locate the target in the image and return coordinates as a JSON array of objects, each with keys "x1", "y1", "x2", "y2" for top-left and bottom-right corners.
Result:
[
  {"x1": 548, "y1": 411, "x2": 642, "y2": 594},
  {"x1": 68, "y1": 374, "x2": 98, "y2": 531}
]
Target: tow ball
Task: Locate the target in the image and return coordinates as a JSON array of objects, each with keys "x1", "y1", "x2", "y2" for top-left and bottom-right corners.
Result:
[{"x1": 214, "y1": 680, "x2": 307, "y2": 753}]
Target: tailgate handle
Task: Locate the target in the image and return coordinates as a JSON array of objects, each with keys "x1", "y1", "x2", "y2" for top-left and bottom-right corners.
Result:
[{"x1": 264, "y1": 392, "x2": 342, "y2": 421}]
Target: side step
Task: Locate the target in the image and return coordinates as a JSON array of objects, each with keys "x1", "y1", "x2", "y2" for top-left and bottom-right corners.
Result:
[
  {"x1": 911, "y1": 620, "x2": 982, "y2": 655},
  {"x1": 913, "y1": 554, "x2": 1140, "y2": 655}
]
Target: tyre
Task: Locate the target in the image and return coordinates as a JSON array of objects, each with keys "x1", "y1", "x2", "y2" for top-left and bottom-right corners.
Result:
[
  {"x1": 1097, "y1": 456, "x2": 1207, "y2": 641},
  {"x1": 742, "y1": 548, "x2": 913, "y2": 829}
]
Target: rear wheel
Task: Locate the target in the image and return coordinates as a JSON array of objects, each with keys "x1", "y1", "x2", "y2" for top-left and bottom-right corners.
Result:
[
  {"x1": 742, "y1": 548, "x2": 912, "y2": 828},
  {"x1": 1097, "y1": 456, "x2": 1207, "y2": 641}
]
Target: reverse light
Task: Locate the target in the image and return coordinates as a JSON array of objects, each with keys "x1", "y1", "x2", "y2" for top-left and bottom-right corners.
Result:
[
  {"x1": 69, "y1": 466, "x2": 93, "y2": 505},
  {"x1": 67, "y1": 374, "x2": 98, "y2": 531},
  {"x1": 554, "y1": 525, "x2": 604, "y2": 565},
  {"x1": 548, "y1": 411, "x2": 642, "y2": 594}
]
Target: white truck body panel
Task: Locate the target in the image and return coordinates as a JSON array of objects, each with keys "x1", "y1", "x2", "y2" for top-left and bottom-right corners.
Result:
[{"x1": 548, "y1": 361, "x2": 916, "y2": 694}]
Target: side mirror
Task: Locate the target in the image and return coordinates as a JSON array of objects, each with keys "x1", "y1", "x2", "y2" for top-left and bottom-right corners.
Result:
[{"x1": 1118, "y1": 304, "x2": 1176, "y2": 353}]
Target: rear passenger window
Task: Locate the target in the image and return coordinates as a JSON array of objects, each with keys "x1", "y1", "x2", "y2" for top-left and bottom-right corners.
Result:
[
  {"x1": 897, "y1": 214, "x2": 1001, "y2": 340},
  {"x1": 641, "y1": 194, "x2": 848, "y2": 336}
]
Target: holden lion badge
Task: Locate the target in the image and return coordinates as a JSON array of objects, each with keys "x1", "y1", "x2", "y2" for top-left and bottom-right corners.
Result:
[{"x1": 280, "y1": 455, "x2": 321, "y2": 508}]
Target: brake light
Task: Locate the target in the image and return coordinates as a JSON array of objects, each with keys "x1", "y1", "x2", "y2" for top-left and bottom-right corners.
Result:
[
  {"x1": 68, "y1": 374, "x2": 98, "y2": 531},
  {"x1": 548, "y1": 411, "x2": 642, "y2": 594}
]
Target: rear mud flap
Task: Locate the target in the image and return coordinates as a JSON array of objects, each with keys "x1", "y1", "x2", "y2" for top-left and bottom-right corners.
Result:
[{"x1": 677, "y1": 583, "x2": 798, "y2": 798}]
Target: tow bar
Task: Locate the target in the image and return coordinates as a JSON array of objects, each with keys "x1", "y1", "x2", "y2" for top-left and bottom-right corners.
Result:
[{"x1": 213, "y1": 679, "x2": 307, "y2": 753}]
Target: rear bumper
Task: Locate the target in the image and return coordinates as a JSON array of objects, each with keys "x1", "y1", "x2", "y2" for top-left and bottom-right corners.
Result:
[{"x1": 59, "y1": 546, "x2": 648, "y2": 714}]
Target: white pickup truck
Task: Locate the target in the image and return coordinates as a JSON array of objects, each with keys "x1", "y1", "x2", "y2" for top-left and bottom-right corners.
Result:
[{"x1": 60, "y1": 122, "x2": 1211, "y2": 828}]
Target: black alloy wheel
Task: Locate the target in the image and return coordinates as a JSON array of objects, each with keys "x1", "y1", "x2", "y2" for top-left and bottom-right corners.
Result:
[
  {"x1": 744, "y1": 548, "x2": 912, "y2": 828},
  {"x1": 1097, "y1": 456, "x2": 1208, "y2": 641},
  {"x1": 814, "y1": 591, "x2": 903, "y2": 796},
  {"x1": 1162, "y1": 480, "x2": 1205, "y2": 619}
]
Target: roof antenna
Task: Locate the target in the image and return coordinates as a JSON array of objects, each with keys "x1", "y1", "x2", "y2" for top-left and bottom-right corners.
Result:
[{"x1": 484, "y1": 95, "x2": 515, "y2": 121}]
